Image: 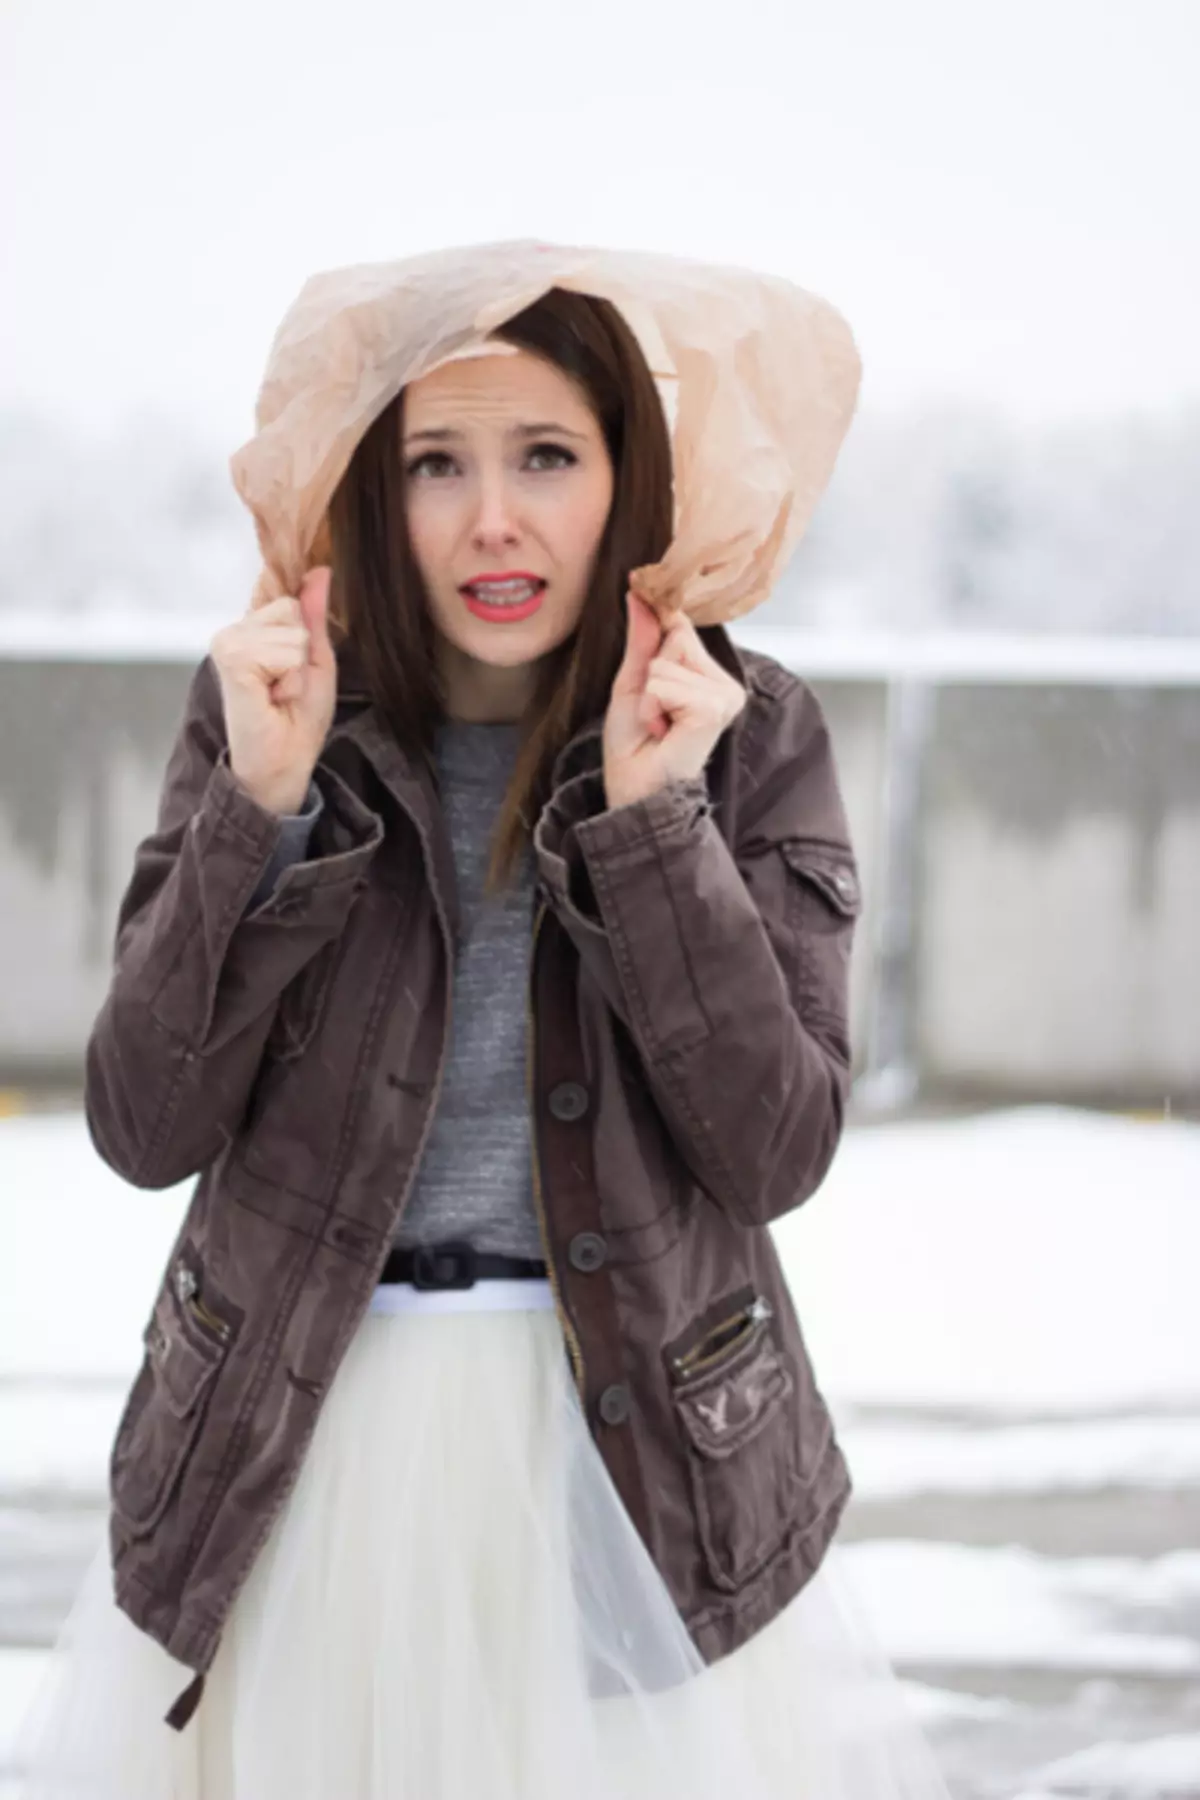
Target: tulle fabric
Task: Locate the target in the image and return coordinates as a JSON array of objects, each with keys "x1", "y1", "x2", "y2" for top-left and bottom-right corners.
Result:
[{"x1": 14, "y1": 1284, "x2": 952, "y2": 1800}]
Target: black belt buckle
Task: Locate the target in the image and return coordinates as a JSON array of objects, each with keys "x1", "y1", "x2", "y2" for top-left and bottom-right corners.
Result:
[{"x1": 410, "y1": 1241, "x2": 478, "y2": 1290}]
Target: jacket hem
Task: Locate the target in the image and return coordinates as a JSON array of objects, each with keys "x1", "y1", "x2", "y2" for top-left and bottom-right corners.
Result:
[
  {"x1": 112, "y1": 1560, "x2": 221, "y2": 1677},
  {"x1": 112, "y1": 1453, "x2": 852, "y2": 1688},
  {"x1": 683, "y1": 1454, "x2": 852, "y2": 1665}
]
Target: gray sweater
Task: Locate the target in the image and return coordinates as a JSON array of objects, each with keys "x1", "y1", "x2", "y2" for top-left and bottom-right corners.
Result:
[{"x1": 244, "y1": 720, "x2": 545, "y2": 1259}]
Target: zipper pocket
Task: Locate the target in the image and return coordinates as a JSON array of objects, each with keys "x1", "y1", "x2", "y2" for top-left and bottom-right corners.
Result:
[
  {"x1": 173, "y1": 1262, "x2": 233, "y2": 1343},
  {"x1": 189, "y1": 1294, "x2": 232, "y2": 1340},
  {"x1": 671, "y1": 1295, "x2": 773, "y2": 1380}
]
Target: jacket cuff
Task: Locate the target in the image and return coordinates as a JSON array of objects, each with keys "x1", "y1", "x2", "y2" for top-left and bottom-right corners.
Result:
[
  {"x1": 208, "y1": 748, "x2": 383, "y2": 913},
  {"x1": 533, "y1": 768, "x2": 713, "y2": 926},
  {"x1": 573, "y1": 772, "x2": 713, "y2": 857},
  {"x1": 242, "y1": 790, "x2": 321, "y2": 914}
]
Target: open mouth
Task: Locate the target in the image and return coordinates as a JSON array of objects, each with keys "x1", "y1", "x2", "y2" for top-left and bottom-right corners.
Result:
[{"x1": 460, "y1": 579, "x2": 547, "y2": 621}]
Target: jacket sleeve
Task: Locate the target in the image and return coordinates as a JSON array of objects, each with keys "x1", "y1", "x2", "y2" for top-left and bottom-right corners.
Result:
[
  {"x1": 532, "y1": 672, "x2": 861, "y2": 1228},
  {"x1": 84, "y1": 656, "x2": 383, "y2": 1190}
]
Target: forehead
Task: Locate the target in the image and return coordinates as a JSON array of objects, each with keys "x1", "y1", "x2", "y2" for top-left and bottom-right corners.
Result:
[{"x1": 402, "y1": 345, "x2": 596, "y2": 431}]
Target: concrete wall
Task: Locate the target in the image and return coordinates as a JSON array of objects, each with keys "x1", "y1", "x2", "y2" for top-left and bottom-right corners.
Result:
[
  {"x1": 915, "y1": 683, "x2": 1200, "y2": 1104},
  {"x1": 803, "y1": 678, "x2": 892, "y2": 1074},
  {"x1": 0, "y1": 660, "x2": 188, "y2": 1077},
  {"x1": 1, "y1": 641, "x2": 1197, "y2": 1106}
]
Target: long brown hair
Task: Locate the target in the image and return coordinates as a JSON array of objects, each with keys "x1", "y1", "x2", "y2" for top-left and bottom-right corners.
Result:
[{"x1": 324, "y1": 287, "x2": 674, "y2": 895}]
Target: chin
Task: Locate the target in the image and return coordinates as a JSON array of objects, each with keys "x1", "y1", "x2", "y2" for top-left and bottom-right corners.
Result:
[{"x1": 452, "y1": 617, "x2": 576, "y2": 668}]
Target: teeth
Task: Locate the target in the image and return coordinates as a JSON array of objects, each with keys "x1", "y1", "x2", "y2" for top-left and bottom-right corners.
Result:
[{"x1": 468, "y1": 580, "x2": 542, "y2": 604}]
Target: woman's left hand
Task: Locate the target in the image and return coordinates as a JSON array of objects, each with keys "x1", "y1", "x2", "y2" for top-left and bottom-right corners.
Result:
[{"x1": 602, "y1": 589, "x2": 748, "y2": 811}]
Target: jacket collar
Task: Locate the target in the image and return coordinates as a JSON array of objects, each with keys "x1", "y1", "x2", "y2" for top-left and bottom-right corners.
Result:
[
  {"x1": 324, "y1": 620, "x2": 748, "y2": 953},
  {"x1": 331, "y1": 618, "x2": 749, "y2": 778}
]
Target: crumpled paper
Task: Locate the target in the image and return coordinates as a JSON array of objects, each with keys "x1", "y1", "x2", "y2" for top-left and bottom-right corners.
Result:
[{"x1": 229, "y1": 238, "x2": 861, "y2": 627}]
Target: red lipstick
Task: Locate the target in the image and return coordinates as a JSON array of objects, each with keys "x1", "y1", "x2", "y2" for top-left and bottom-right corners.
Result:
[{"x1": 459, "y1": 572, "x2": 547, "y2": 624}]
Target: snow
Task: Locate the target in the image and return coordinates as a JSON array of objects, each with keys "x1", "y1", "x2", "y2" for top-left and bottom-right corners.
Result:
[
  {"x1": 843, "y1": 1415, "x2": 1200, "y2": 1497},
  {"x1": 1025, "y1": 1733, "x2": 1200, "y2": 1798},
  {"x1": 842, "y1": 1540, "x2": 1200, "y2": 1677},
  {"x1": 900, "y1": 1683, "x2": 1018, "y2": 1725},
  {"x1": 773, "y1": 1106, "x2": 1200, "y2": 1414},
  {"x1": 0, "y1": 1386, "x2": 127, "y2": 1494},
  {"x1": 0, "y1": 1113, "x2": 187, "y2": 1381}
]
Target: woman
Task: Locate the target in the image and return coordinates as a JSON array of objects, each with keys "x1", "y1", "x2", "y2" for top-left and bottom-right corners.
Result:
[{"x1": 15, "y1": 250, "x2": 952, "y2": 1798}]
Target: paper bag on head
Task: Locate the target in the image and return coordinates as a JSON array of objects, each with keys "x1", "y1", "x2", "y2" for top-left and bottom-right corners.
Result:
[{"x1": 229, "y1": 239, "x2": 862, "y2": 629}]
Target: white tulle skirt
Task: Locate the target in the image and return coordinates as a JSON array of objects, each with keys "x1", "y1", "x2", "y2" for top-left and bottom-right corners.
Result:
[{"x1": 13, "y1": 1279, "x2": 952, "y2": 1800}]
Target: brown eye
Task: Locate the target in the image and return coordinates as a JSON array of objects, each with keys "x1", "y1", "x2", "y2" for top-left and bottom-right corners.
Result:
[
  {"x1": 406, "y1": 452, "x2": 457, "y2": 479},
  {"x1": 527, "y1": 444, "x2": 577, "y2": 471}
]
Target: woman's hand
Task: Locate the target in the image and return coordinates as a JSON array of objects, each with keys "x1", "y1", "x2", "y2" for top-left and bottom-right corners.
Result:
[
  {"x1": 209, "y1": 566, "x2": 338, "y2": 817},
  {"x1": 601, "y1": 589, "x2": 748, "y2": 810}
]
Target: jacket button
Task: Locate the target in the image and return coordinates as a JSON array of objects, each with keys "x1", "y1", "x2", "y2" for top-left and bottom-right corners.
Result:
[
  {"x1": 598, "y1": 1383, "x2": 631, "y2": 1426},
  {"x1": 568, "y1": 1231, "x2": 608, "y2": 1272},
  {"x1": 548, "y1": 1081, "x2": 589, "y2": 1121}
]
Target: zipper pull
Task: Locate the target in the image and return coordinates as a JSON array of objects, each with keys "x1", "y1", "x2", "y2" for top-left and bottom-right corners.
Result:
[
  {"x1": 192, "y1": 1297, "x2": 232, "y2": 1341},
  {"x1": 174, "y1": 1260, "x2": 231, "y2": 1341}
]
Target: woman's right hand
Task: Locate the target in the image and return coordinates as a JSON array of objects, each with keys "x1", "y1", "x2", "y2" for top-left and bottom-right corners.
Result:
[{"x1": 209, "y1": 566, "x2": 339, "y2": 817}]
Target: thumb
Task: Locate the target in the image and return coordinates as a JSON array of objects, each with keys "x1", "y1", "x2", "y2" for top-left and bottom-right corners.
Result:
[
  {"x1": 298, "y1": 566, "x2": 335, "y2": 672},
  {"x1": 610, "y1": 589, "x2": 660, "y2": 698}
]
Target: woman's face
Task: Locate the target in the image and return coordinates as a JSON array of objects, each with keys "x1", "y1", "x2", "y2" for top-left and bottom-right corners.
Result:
[{"x1": 401, "y1": 343, "x2": 615, "y2": 720}]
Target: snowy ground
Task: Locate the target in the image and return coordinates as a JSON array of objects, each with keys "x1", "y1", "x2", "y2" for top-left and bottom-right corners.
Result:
[{"x1": 1, "y1": 1104, "x2": 1198, "y2": 1798}]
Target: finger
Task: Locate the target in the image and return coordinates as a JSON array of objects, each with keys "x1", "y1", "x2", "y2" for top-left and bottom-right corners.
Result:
[
  {"x1": 273, "y1": 665, "x2": 306, "y2": 705},
  {"x1": 216, "y1": 639, "x2": 308, "y2": 691},
  {"x1": 645, "y1": 665, "x2": 712, "y2": 703},
  {"x1": 256, "y1": 645, "x2": 309, "y2": 681},
  {"x1": 610, "y1": 589, "x2": 664, "y2": 698},
  {"x1": 638, "y1": 699, "x2": 671, "y2": 740},
  {"x1": 646, "y1": 686, "x2": 736, "y2": 742},
  {"x1": 643, "y1": 675, "x2": 730, "y2": 733},
  {"x1": 244, "y1": 625, "x2": 310, "y2": 653},
  {"x1": 648, "y1": 649, "x2": 711, "y2": 681},
  {"x1": 298, "y1": 567, "x2": 335, "y2": 669},
  {"x1": 637, "y1": 685, "x2": 670, "y2": 729},
  {"x1": 267, "y1": 643, "x2": 315, "y2": 707},
  {"x1": 232, "y1": 630, "x2": 311, "y2": 679},
  {"x1": 250, "y1": 593, "x2": 304, "y2": 625},
  {"x1": 656, "y1": 615, "x2": 713, "y2": 675}
]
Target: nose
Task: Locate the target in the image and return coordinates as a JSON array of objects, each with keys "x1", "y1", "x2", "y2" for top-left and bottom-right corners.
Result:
[{"x1": 469, "y1": 466, "x2": 520, "y2": 547}]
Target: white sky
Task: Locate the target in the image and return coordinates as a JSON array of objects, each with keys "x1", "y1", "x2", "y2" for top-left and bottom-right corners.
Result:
[{"x1": 3, "y1": 0, "x2": 1198, "y2": 448}]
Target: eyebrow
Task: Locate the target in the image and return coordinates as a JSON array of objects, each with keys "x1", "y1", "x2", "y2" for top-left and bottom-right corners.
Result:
[{"x1": 403, "y1": 421, "x2": 591, "y2": 447}]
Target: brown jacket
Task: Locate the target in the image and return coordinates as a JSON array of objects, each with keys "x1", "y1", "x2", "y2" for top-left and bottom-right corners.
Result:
[{"x1": 86, "y1": 621, "x2": 862, "y2": 1730}]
